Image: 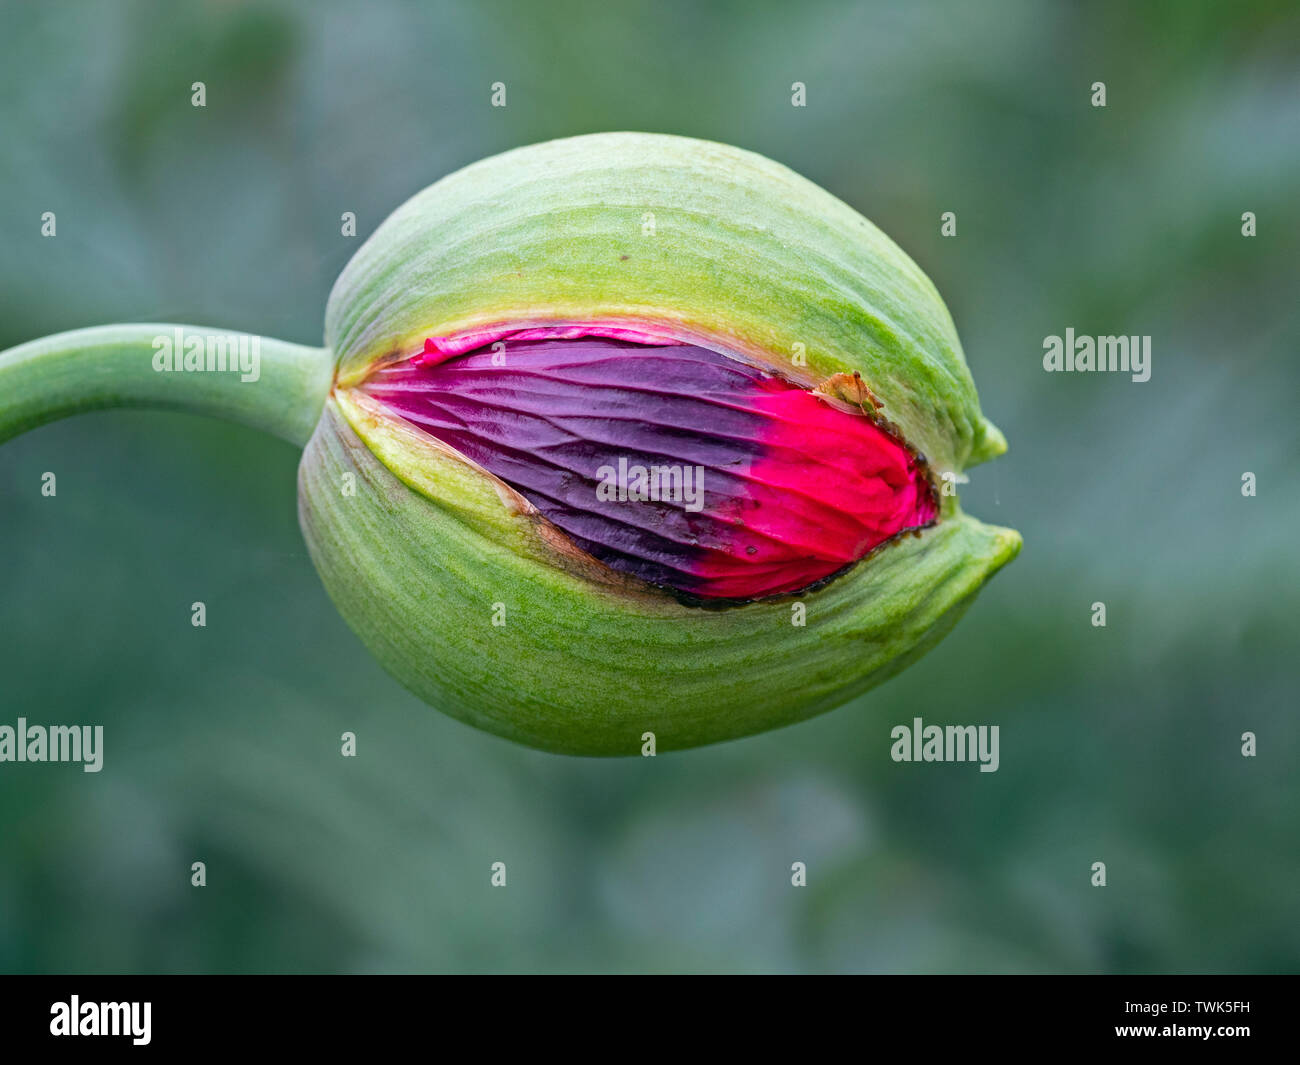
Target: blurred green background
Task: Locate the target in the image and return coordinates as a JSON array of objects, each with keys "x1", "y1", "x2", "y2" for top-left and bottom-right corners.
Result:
[{"x1": 1, "y1": 0, "x2": 1297, "y2": 973}]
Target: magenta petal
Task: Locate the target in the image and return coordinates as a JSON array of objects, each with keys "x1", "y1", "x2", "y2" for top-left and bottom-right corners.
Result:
[{"x1": 362, "y1": 335, "x2": 936, "y2": 601}]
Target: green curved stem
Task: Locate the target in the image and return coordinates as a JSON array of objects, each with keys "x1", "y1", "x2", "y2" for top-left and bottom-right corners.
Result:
[{"x1": 0, "y1": 323, "x2": 334, "y2": 448}]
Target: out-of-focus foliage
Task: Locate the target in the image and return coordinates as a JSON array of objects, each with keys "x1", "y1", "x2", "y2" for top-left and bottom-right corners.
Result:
[{"x1": 0, "y1": 0, "x2": 1296, "y2": 972}]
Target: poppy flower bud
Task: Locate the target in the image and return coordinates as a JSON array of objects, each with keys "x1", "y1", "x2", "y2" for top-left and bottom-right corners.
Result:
[{"x1": 306, "y1": 132, "x2": 1019, "y2": 752}]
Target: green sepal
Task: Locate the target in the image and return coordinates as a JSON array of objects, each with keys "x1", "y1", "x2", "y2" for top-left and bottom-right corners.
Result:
[
  {"x1": 326, "y1": 132, "x2": 1006, "y2": 475},
  {"x1": 300, "y1": 396, "x2": 1020, "y2": 755}
]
